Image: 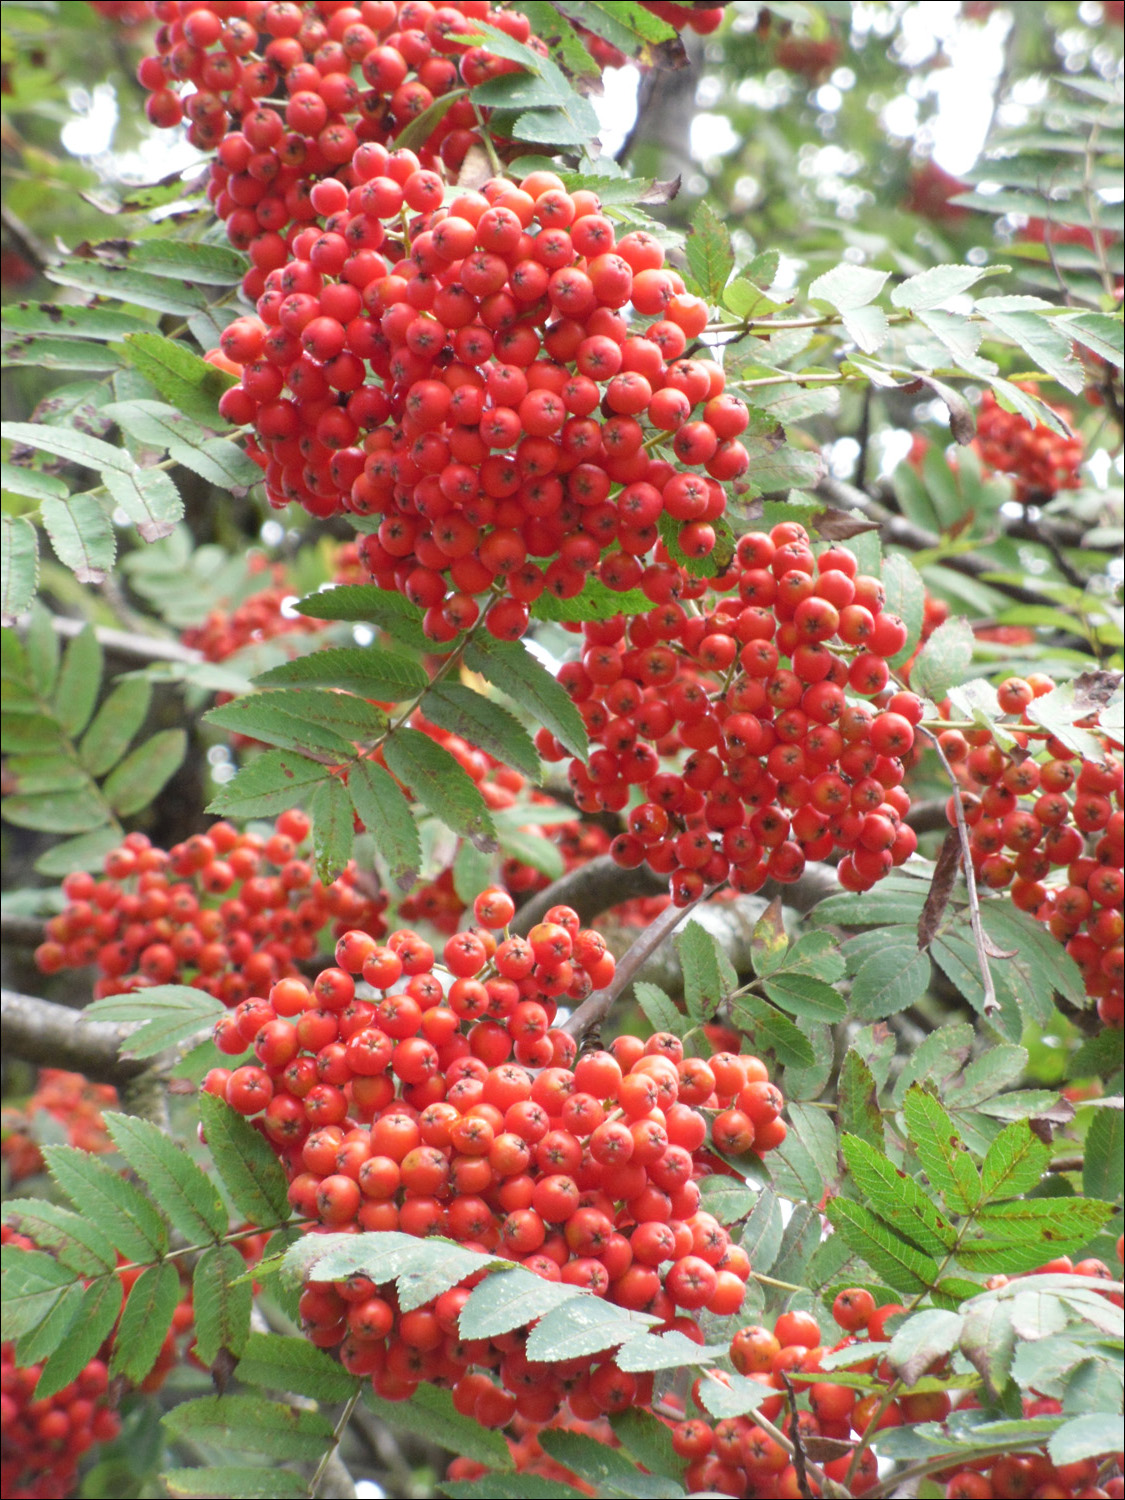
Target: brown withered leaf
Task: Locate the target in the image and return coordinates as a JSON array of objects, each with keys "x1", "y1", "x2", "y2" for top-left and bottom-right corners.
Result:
[
  {"x1": 1028, "y1": 1095, "x2": 1077, "y2": 1144},
  {"x1": 981, "y1": 932, "x2": 1017, "y2": 960},
  {"x1": 638, "y1": 176, "x2": 681, "y2": 205},
  {"x1": 1072, "y1": 669, "x2": 1123, "y2": 714},
  {"x1": 918, "y1": 830, "x2": 961, "y2": 949},
  {"x1": 808, "y1": 506, "x2": 881, "y2": 542},
  {"x1": 210, "y1": 1347, "x2": 238, "y2": 1395},
  {"x1": 803, "y1": 1437, "x2": 856, "y2": 1464},
  {"x1": 914, "y1": 372, "x2": 976, "y2": 445}
]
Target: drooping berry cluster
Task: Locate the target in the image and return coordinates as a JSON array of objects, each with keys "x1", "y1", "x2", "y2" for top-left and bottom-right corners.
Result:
[
  {"x1": 34, "y1": 815, "x2": 388, "y2": 1007},
  {"x1": 0, "y1": 1229, "x2": 122, "y2": 1500},
  {"x1": 541, "y1": 523, "x2": 920, "y2": 904},
  {"x1": 1, "y1": 1070, "x2": 118, "y2": 1184},
  {"x1": 974, "y1": 387, "x2": 1084, "y2": 504},
  {"x1": 938, "y1": 675, "x2": 1123, "y2": 1027},
  {"x1": 205, "y1": 892, "x2": 787, "y2": 1419}
]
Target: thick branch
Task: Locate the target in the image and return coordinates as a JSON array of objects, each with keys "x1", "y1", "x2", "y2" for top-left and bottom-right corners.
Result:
[
  {"x1": 814, "y1": 476, "x2": 1082, "y2": 610},
  {"x1": 0, "y1": 911, "x2": 46, "y2": 947},
  {"x1": 511, "y1": 857, "x2": 667, "y2": 935},
  {"x1": 1, "y1": 988, "x2": 147, "y2": 1084}
]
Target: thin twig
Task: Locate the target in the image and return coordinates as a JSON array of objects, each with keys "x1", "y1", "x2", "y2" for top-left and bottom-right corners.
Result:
[
  {"x1": 917, "y1": 728, "x2": 1000, "y2": 1019},
  {"x1": 310, "y1": 1386, "x2": 362, "y2": 1500},
  {"x1": 49, "y1": 613, "x2": 204, "y2": 666},
  {"x1": 780, "y1": 1373, "x2": 815, "y2": 1500},
  {"x1": 561, "y1": 885, "x2": 715, "y2": 1042}
]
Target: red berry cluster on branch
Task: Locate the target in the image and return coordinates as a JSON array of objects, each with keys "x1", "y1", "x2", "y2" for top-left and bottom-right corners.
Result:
[
  {"x1": 974, "y1": 388, "x2": 1084, "y2": 505},
  {"x1": 938, "y1": 675, "x2": 1124, "y2": 1027},
  {"x1": 34, "y1": 815, "x2": 388, "y2": 1006},
  {"x1": 204, "y1": 893, "x2": 788, "y2": 1419},
  {"x1": 0, "y1": 1230, "x2": 122, "y2": 1500},
  {"x1": 540, "y1": 523, "x2": 920, "y2": 904},
  {"x1": 1, "y1": 1071, "x2": 118, "y2": 1184}
]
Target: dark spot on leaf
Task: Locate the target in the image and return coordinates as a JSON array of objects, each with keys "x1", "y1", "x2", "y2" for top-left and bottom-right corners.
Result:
[{"x1": 210, "y1": 1347, "x2": 237, "y2": 1394}]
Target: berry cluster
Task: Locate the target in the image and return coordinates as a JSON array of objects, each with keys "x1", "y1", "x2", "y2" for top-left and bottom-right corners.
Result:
[
  {"x1": 204, "y1": 895, "x2": 787, "y2": 1419},
  {"x1": 34, "y1": 815, "x2": 388, "y2": 1007},
  {"x1": 1, "y1": 1070, "x2": 117, "y2": 1184},
  {"x1": 0, "y1": 1229, "x2": 122, "y2": 1500},
  {"x1": 974, "y1": 388, "x2": 1084, "y2": 504},
  {"x1": 542, "y1": 524, "x2": 920, "y2": 904},
  {"x1": 938, "y1": 675, "x2": 1123, "y2": 1027}
]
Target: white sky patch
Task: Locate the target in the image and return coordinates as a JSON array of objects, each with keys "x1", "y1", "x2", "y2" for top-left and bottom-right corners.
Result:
[{"x1": 594, "y1": 66, "x2": 640, "y2": 158}]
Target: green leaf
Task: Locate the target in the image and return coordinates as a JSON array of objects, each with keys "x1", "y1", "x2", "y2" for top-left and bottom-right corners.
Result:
[
  {"x1": 740, "y1": 1188, "x2": 784, "y2": 1274},
  {"x1": 348, "y1": 758, "x2": 421, "y2": 891},
  {"x1": 761, "y1": 972, "x2": 846, "y2": 1023},
  {"x1": 14, "y1": 1279, "x2": 85, "y2": 1367},
  {"x1": 1027, "y1": 681, "x2": 1111, "y2": 764},
  {"x1": 47, "y1": 259, "x2": 208, "y2": 316},
  {"x1": 974, "y1": 1197, "x2": 1114, "y2": 1241},
  {"x1": 425, "y1": 682, "x2": 540, "y2": 780},
  {"x1": 2, "y1": 460, "x2": 69, "y2": 502},
  {"x1": 40, "y1": 494, "x2": 116, "y2": 584},
  {"x1": 384, "y1": 729, "x2": 497, "y2": 852},
  {"x1": 1, "y1": 784, "x2": 108, "y2": 833},
  {"x1": 121, "y1": 332, "x2": 235, "y2": 425},
  {"x1": 809, "y1": 263, "x2": 889, "y2": 311},
  {"x1": 731, "y1": 994, "x2": 816, "y2": 1068},
  {"x1": 782, "y1": 931, "x2": 846, "y2": 984},
  {"x1": 2, "y1": 1199, "x2": 116, "y2": 1279},
  {"x1": 633, "y1": 981, "x2": 684, "y2": 1037},
  {"x1": 2, "y1": 333, "x2": 121, "y2": 369},
  {"x1": 205, "y1": 694, "x2": 355, "y2": 757},
  {"x1": 44, "y1": 1146, "x2": 169, "y2": 1266},
  {"x1": 460, "y1": 1268, "x2": 583, "y2": 1340},
  {"x1": 308, "y1": 774, "x2": 355, "y2": 883},
  {"x1": 34, "y1": 826, "x2": 120, "y2": 875},
  {"x1": 685, "y1": 199, "x2": 734, "y2": 302},
  {"x1": 976, "y1": 295, "x2": 1084, "y2": 392},
  {"x1": 1049, "y1": 1414, "x2": 1125, "y2": 1466},
  {"x1": 610, "y1": 1409, "x2": 685, "y2": 1486},
  {"x1": 1083, "y1": 1107, "x2": 1124, "y2": 1203},
  {"x1": 1, "y1": 514, "x2": 38, "y2": 624},
  {"x1": 850, "y1": 941, "x2": 932, "y2": 1021},
  {"x1": 960, "y1": 1297, "x2": 1017, "y2": 1399},
  {"x1": 1, "y1": 419, "x2": 132, "y2": 474},
  {"x1": 102, "y1": 463, "x2": 184, "y2": 543},
  {"x1": 162, "y1": 1395, "x2": 335, "y2": 1462},
  {"x1": 107, "y1": 1113, "x2": 226, "y2": 1243},
  {"x1": 291, "y1": 583, "x2": 432, "y2": 651},
  {"x1": 838, "y1": 1050, "x2": 884, "y2": 1151},
  {"x1": 369, "y1": 1383, "x2": 514, "y2": 1472},
  {"x1": 163, "y1": 1468, "x2": 308, "y2": 1500},
  {"x1": 549, "y1": 0, "x2": 675, "y2": 53},
  {"x1": 465, "y1": 636, "x2": 587, "y2": 758},
  {"x1": 254, "y1": 644, "x2": 427, "y2": 698},
  {"x1": 49, "y1": 626, "x2": 102, "y2": 743},
  {"x1": 110, "y1": 1261, "x2": 181, "y2": 1383},
  {"x1": 197, "y1": 1092, "x2": 291, "y2": 1225},
  {"x1": 880, "y1": 551, "x2": 927, "y2": 666},
  {"x1": 441, "y1": 1480, "x2": 582, "y2": 1500},
  {"x1": 771, "y1": 1201, "x2": 825, "y2": 1287},
  {"x1": 234, "y1": 1332, "x2": 359, "y2": 1403},
  {"x1": 980, "y1": 1120, "x2": 1052, "y2": 1202},
  {"x1": 494, "y1": 824, "x2": 563, "y2": 880},
  {"x1": 79, "y1": 676, "x2": 151, "y2": 776},
  {"x1": 86, "y1": 986, "x2": 223, "y2": 1060},
  {"x1": 991, "y1": 375, "x2": 1073, "y2": 438},
  {"x1": 101, "y1": 727, "x2": 185, "y2": 816},
  {"x1": 539, "y1": 1429, "x2": 684, "y2": 1499},
  {"x1": 2, "y1": 302, "x2": 151, "y2": 339},
  {"x1": 208, "y1": 748, "x2": 330, "y2": 818},
  {"x1": 1059, "y1": 310, "x2": 1124, "y2": 368},
  {"x1": 841, "y1": 1135, "x2": 958, "y2": 1257},
  {"x1": 902, "y1": 1087, "x2": 981, "y2": 1214},
  {"x1": 104, "y1": 399, "x2": 262, "y2": 489},
  {"x1": 909, "y1": 618, "x2": 975, "y2": 703},
  {"x1": 249, "y1": 688, "x2": 387, "y2": 740},
  {"x1": 696, "y1": 1370, "x2": 774, "y2": 1421},
  {"x1": 891, "y1": 264, "x2": 1008, "y2": 310},
  {"x1": 0, "y1": 1246, "x2": 74, "y2": 1340},
  {"x1": 825, "y1": 1198, "x2": 940, "y2": 1294},
  {"x1": 887, "y1": 1308, "x2": 964, "y2": 1385},
  {"x1": 531, "y1": 578, "x2": 650, "y2": 624},
  {"x1": 127, "y1": 239, "x2": 246, "y2": 284},
  {"x1": 698, "y1": 1174, "x2": 756, "y2": 1225},
  {"x1": 193, "y1": 1244, "x2": 252, "y2": 1367},
  {"x1": 33, "y1": 1278, "x2": 122, "y2": 1399},
  {"x1": 678, "y1": 920, "x2": 736, "y2": 1023}
]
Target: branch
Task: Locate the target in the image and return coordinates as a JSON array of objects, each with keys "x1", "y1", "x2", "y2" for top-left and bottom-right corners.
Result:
[
  {"x1": 905, "y1": 798, "x2": 951, "y2": 836},
  {"x1": 511, "y1": 857, "x2": 667, "y2": 935},
  {"x1": 814, "y1": 476, "x2": 1081, "y2": 610},
  {"x1": 50, "y1": 614, "x2": 203, "y2": 667},
  {"x1": 1, "y1": 988, "x2": 148, "y2": 1085},
  {"x1": 561, "y1": 886, "x2": 714, "y2": 1043},
  {"x1": 0, "y1": 911, "x2": 46, "y2": 946}
]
